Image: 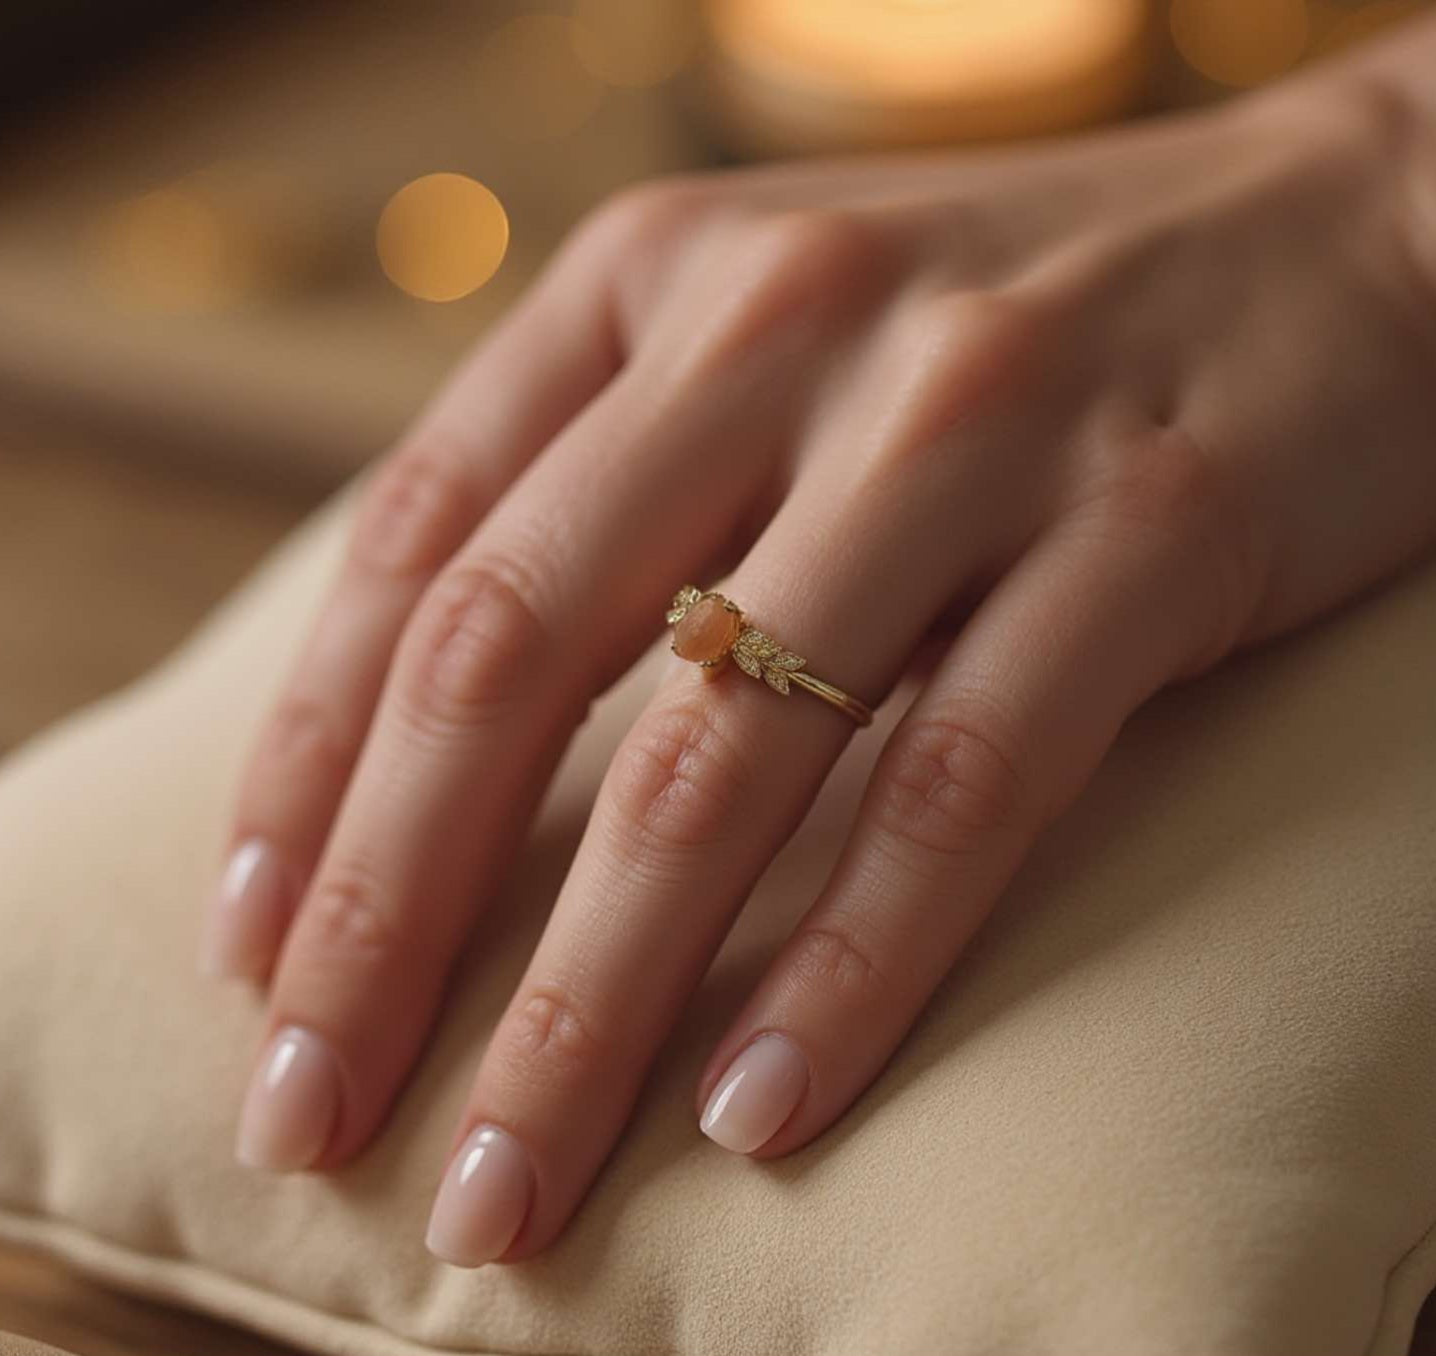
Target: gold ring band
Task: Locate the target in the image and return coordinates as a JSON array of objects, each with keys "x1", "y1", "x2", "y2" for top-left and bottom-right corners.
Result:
[{"x1": 665, "y1": 585, "x2": 874, "y2": 728}]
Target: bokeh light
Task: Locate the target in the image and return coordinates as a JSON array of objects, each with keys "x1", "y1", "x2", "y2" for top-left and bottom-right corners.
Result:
[
  {"x1": 91, "y1": 162, "x2": 309, "y2": 313},
  {"x1": 1311, "y1": 0, "x2": 1428, "y2": 54},
  {"x1": 1169, "y1": 0, "x2": 1310, "y2": 87},
  {"x1": 708, "y1": 0, "x2": 1146, "y2": 104},
  {"x1": 376, "y1": 174, "x2": 510, "y2": 303},
  {"x1": 475, "y1": 14, "x2": 605, "y2": 140},
  {"x1": 96, "y1": 186, "x2": 239, "y2": 312},
  {"x1": 571, "y1": 0, "x2": 700, "y2": 87}
]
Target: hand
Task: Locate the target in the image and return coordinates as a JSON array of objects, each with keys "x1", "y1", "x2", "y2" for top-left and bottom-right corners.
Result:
[{"x1": 204, "y1": 27, "x2": 1436, "y2": 1267}]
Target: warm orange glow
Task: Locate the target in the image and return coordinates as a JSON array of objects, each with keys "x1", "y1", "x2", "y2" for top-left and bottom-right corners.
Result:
[
  {"x1": 476, "y1": 14, "x2": 605, "y2": 140},
  {"x1": 95, "y1": 188, "x2": 238, "y2": 311},
  {"x1": 1169, "y1": 0, "x2": 1309, "y2": 87},
  {"x1": 376, "y1": 174, "x2": 510, "y2": 304},
  {"x1": 90, "y1": 162, "x2": 308, "y2": 312},
  {"x1": 707, "y1": 0, "x2": 1147, "y2": 104},
  {"x1": 571, "y1": 0, "x2": 700, "y2": 87}
]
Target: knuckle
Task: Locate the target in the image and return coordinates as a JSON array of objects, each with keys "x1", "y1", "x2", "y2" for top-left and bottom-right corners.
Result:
[
  {"x1": 303, "y1": 867, "x2": 401, "y2": 962},
  {"x1": 701, "y1": 209, "x2": 887, "y2": 363},
  {"x1": 903, "y1": 285, "x2": 1033, "y2": 350},
  {"x1": 499, "y1": 987, "x2": 612, "y2": 1077},
  {"x1": 746, "y1": 208, "x2": 882, "y2": 305},
  {"x1": 786, "y1": 922, "x2": 894, "y2": 1008},
  {"x1": 573, "y1": 176, "x2": 714, "y2": 266},
  {"x1": 749, "y1": 208, "x2": 879, "y2": 282},
  {"x1": 1093, "y1": 426, "x2": 1232, "y2": 548},
  {"x1": 399, "y1": 556, "x2": 552, "y2": 732},
  {"x1": 1087, "y1": 426, "x2": 1264, "y2": 664},
  {"x1": 252, "y1": 697, "x2": 350, "y2": 797},
  {"x1": 606, "y1": 698, "x2": 751, "y2": 856},
  {"x1": 872, "y1": 705, "x2": 1029, "y2": 858},
  {"x1": 875, "y1": 288, "x2": 1046, "y2": 468},
  {"x1": 569, "y1": 178, "x2": 720, "y2": 341},
  {"x1": 1258, "y1": 79, "x2": 1410, "y2": 211},
  {"x1": 350, "y1": 437, "x2": 477, "y2": 577}
]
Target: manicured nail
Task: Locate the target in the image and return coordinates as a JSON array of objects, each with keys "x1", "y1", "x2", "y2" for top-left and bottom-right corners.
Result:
[
  {"x1": 200, "y1": 839, "x2": 291, "y2": 980},
  {"x1": 700, "y1": 1032, "x2": 808, "y2": 1154},
  {"x1": 426, "y1": 1125, "x2": 532, "y2": 1267},
  {"x1": 235, "y1": 1026, "x2": 340, "y2": 1172}
]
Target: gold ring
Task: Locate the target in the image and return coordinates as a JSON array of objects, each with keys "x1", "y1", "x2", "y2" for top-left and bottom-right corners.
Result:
[{"x1": 665, "y1": 585, "x2": 874, "y2": 727}]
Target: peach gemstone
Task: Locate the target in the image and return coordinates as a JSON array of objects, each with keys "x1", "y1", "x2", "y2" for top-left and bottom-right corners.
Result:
[{"x1": 673, "y1": 596, "x2": 741, "y2": 663}]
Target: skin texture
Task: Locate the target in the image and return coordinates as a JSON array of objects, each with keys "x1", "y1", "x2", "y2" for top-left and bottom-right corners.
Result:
[{"x1": 205, "y1": 20, "x2": 1436, "y2": 1265}]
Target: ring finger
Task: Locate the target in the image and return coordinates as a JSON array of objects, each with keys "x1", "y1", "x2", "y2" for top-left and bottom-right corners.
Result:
[{"x1": 422, "y1": 381, "x2": 1042, "y2": 1264}]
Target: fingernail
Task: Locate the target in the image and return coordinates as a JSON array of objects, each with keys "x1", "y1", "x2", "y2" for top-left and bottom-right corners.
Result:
[
  {"x1": 700, "y1": 1032, "x2": 808, "y2": 1155},
  {"x1": 200, "y1": 839, "x2": 291, "y2": 980},
  {"x1": 426, "y1": 1124, "x2": 532, "y2": 1267},
  {"x1": 235, "y1": 1026, "x2": 340, "y2": 1172}
]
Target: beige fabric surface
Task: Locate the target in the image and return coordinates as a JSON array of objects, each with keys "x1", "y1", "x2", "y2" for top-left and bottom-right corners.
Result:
[
  {"x1": 1, "y1": 492, "x2": 1435, "y2": 1356},
  {"x1": 0, "y1": 1336, "x2": 76, "y2": 1356}
]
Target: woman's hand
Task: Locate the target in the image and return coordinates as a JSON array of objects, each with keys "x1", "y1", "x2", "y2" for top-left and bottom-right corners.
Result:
[{"x1": 203, "y1": 26, "x2": 1436, "y2": 1267}]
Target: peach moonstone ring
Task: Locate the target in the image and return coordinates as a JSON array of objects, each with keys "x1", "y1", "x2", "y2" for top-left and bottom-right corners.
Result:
[{"x1": 665, "y1": 585, "x2": 874, "y2": 727}]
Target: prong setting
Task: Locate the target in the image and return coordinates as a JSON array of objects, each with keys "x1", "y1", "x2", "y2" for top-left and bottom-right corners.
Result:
[{"x1": 663, "y1": 583, "x2": 872, "y2": 725}]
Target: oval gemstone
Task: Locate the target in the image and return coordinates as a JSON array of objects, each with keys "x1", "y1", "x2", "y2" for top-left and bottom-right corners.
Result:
[{"x1": 672, "y1": 595, "x2": 740, "y2": 664}]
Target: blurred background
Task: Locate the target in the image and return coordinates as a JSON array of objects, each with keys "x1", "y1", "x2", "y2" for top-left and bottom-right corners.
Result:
[{"x1": 0, "y1": 0, "x2": 1430, "y2": 756}]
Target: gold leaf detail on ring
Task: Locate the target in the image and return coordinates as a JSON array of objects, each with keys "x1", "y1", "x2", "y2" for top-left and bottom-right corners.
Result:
[
  {"x1": 733, "y1": 627, "x2": 806, "y2": 696},
  {"x1": 665, "y1": 585, "x2": 703, "y2": 625},
  {"x1": 732, "y1": 647, "x2": 763, "y2": 679}
]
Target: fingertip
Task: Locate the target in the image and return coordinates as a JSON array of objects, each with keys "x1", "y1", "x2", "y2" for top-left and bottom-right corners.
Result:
[
  {"x1": 235, "y1": 1026, "x2": 341, "y2": 1173},
  {"x1": 426, "y1": 1123, "x2": 533, "y2": 1267},
  {"x1": 200, "y1": 838, "x2": 292, "y2": 982},
  {"x1": 699, "y1": 1032, "x2": 809, "y2": 1155}
]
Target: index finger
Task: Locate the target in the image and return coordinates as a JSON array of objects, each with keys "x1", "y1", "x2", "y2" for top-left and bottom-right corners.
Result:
[{"x1": 201, "y1": 214, "x2": 628, "y2": 982}]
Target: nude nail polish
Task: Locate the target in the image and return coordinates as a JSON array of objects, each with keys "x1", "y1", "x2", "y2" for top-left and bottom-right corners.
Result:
[
  {"x1": 200, "y1": 839, "x2": 291, "y2": 980},
  {"x1": 235, "y1": 1026, "x2": 340, "y2": 1172},
  {"x1": 426, "y1": 1125, "x2": 532, "y2": 1267},
  {"x1": 700, "y1": 1033, "x2": 809, "y2": 1154}
]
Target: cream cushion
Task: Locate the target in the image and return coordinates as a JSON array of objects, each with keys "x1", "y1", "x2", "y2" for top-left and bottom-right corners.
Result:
[
  {"x1": 0, "y1": 1338, "x2": 73, "y2": 1356},
  {"x1": 1, "y1": 492, "x2": 1435, "y2": 1356}
]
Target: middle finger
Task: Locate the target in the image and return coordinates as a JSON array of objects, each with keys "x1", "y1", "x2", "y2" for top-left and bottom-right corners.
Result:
[{"x1": 235, "y1": 343, "x2": 788, "y2": 1174}]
